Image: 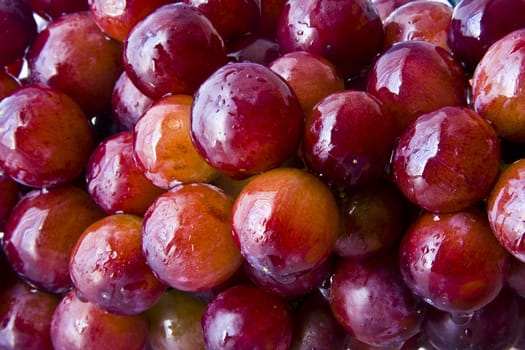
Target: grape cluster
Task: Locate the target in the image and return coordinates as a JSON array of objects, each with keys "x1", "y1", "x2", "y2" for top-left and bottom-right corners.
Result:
[{"x1": 2, "y1": 0, "x2": 525, "y2": 349}]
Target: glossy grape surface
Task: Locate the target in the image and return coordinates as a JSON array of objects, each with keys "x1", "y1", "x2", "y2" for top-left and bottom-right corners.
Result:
[
  {"x1": 190, "y1": 62, "x2": 304, "y2": 179},
  {"x1": 2, "y1": 186, "x2": 105, "y2": 293},
  {"x1": 277, "y1": 0, "x2": 384, "y2": 78},
  {"x1": 472, "y1": 28, "x2": 525, "y2": 142},
  {"x1": 0, "y1": 174, "x2": 19, "y2": 230},
  {"x1": 303, "y1": 90, "x2": 397, "y2": 187},
  {"x1": 123, "y1": 3, "x2": 227, "y2": 99},
  {"x1": 87, "y1": 131, "x2": 164, "y2": 215},
  {"x1": 0, "y1": 84, "x2": 94, "y2": 188},
  {"x1": 393, "y1": 106, "x2": 501, "y2": 213},
  {"x1": 70, "y1": 214, "x2": 166, "y2": 315},
  {"x1": 399, "y1": 208, "x2": 509, "y2": 314},
  {"x1": 232, "y1": 167, "x2": 339, "y2": 278},
  {"x1": 142, "y1": 183, "x2": 242, "y2": 291},
  {"x1": 27, "y1": 11, "x2": 123, "y2": 116},
  {"x1": 202, "y1": 284, "x2": 292, "y2": 350},
  {"x1": 0, "y1": 0, "x2": 37, "y2": 66}
]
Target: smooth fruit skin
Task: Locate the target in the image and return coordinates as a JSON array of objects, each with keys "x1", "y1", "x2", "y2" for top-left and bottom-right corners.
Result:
[
  {"x1": 277, "y1": 0, "x2": 384, "y2": 79},
  {"x1": 0, "y1": 84, "x2": 94, "y2": 188},
  {"x1": 27, "y1": 11, "x2": 123, "y2": 116},
  {"x1": 123, "y1": 3, "x2": 227, "y2": 99},
  {"x1": 329, "y1": 253, "x2": 426, "y2": 347},
  {"x1": 392, "y1": 106, "x2": 501, "y2": 213},
  {"x1": 50, "y1": 291, "x2": 149, "y2": 350},
  {"x1": 27, "y1": 0, "x2": 88, "y2": 19},
  {"x1": 0, "y1": 0, "x2": 37, "y2": 66},
  {"x1": 133, "y1": 94, "x2": 218, "y2": 189},
  {"x1": 488, "y1": 159, "x2": 525, "y2": 263},
  {"x1": 202, "y1": 285, "x2": 292, "y2": 350},
  {"x1": 111, "y1": 71, "x2": 153, "y2": 131},
  {"x1": 142, "y1": 183, "x2": 242, "y2": 292},
  {"x1": 399, "y1": 208, "x2": 509, "y2": 314},
  {"x1": 366, "y1": 40, "x2": 469, "y2": 134},
  {"x1": 302, "y1": 90, "x2": 397, "y2": 188},
  {"x1": 0, "y1": 281, "x2": 60, "y2": 350},
  {"x1": 86, "y1": 131, "x2": 165, "y2": 215},
  {"x1": 190, "y1": 62, "x2": 304, "y2": 179},
  {"x1": 0, "y1": 174, "x2": 19, "y2": 230},
  {"x1": 70, "y1": 214, "x2": 167, "y2": 315},
  {"x1": 472, "y1": 29, "x2": 525, "y2": 142},
  {"x1": 2, "y1": 186, "x2": 105, "y2": 294},
  {"x1": 231, "y1": 168, "x2": 339, "y2": 278},
  {"x1": 448, "y1": 0, "x2": 525, "y2": 72}
]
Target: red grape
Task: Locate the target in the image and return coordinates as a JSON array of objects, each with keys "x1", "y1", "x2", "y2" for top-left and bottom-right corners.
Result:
[
  {"x1": 142, "y1": 183, "x2": 243, "y2": 291},
  {"x1": 70, "y1": 214, "x2": 166, "y2": 315},
  {"x1": 190, "y1": 62, "x2": 304, "y2": 179},
  {"x1": 232, "y1": 167, "x2": 339, "y2": 278},
  {"x1": 0, "y1": 174, "x2": 19, "y2": 230},
  {"x1": 399, "y1": 208, "x2": 509, "y2": 314},
  {"x1": 392, "y1": 106, "x2": 500, "y2": 213},
  {"x1": 27, "y1": 11, "x2": 123, "y2": 116},
  {"x1": 0, "y1": 84, "x2": 94, "y2": 188},
  {"x1": 123, "y1": 3, "x2": 227, "y2": 99},
  {"x1": 0, "y1": 0, "x2": 37, "y2": 67},
  {"x1": 2, "y1": 186, "x2": 105, "y2": 294},
  {"x1": 202, "y1": 284, "x2": 292, "y2": 349},
  {"x1": 27, "y1": 0, "x2": 88, "y2": 19}
]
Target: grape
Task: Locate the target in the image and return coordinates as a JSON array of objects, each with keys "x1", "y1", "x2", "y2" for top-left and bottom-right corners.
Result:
[
  {"x1": 133, "y1": 94, "x2": 219, "y2": 189},
  {"x1": 392, "y1": 106, "x2": 501, "y2": 213},
  {"x1": 472, "y1": 28, "x2": 525, "y2": 142},
  {"x1": 27, "y1": 11, "x2": 123, "y2": 116},
  {"x1": 2, "y1": 186, "x2": 105, "y2": 294},
  {"x1": 227, "y1": 36, "x2": 282, "y2": 66},
  {"x1": 0, "y1": 0, "x2": 37, "y2": 67},
  {"x1": 277, "y1": 0, "x2": 384, "y2": 78},
  {"x1": 0, "y1": 174, "x2": 19, "y2": 230},
  {"x1": 123, "y1": 3, "x2": 227, "y2": 99},
  {"x1": 70, "y1": 214, "x2": 167, "y2": 315},
  {"x1": 142, "y1": 183, "x2": 243, "y2": 291},
  {"x1": 86, "y1": 131, "x2": 165, "y2": 215},
  {"x1": 201, "y1": 284, "x2": 292, "y2": 349},
  {"x1": 190, "y1": 62, "x2": 304, "y2": 179},
  {"x1": 51, "y1": 291, "x2": 149, "y2": 350},
  {"x1": 0, "y1": 84, "x2": 94, "y2": 188},
  {"x1": 399, "y1": 208, "x2": 509, "y2": 314},
  {"x1": 231, "y1": 167, "x2": 339, "y2": 278},
  {"x1": 27, "y1": 0, "x2": 88, "y2": 19},
  {"x1": 0, "y1": 281, "x2": 60, "y2": 350}
]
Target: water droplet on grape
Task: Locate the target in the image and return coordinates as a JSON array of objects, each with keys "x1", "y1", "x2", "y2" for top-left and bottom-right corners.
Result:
[{"x1": 464, "y1": 327, "x2": 473, "y2": 337}]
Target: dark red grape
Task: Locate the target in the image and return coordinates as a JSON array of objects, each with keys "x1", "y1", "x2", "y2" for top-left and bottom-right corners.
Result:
[
  {"x1": 146, "y1": 289, "x2": 207, "y2": 350},
  {"x1": 88, "y1": 0, "x2": 172, "y2": 42},
  {"x1": 70, "y1": 214, "x2": 167, "y2": 315},
  {"x1": 227, "y1": 35, "x2": 281, "y2": 66},
  {"x1": 2, "y1": 186, "x2": 105, "y2": 294},
  {"x1": 183, "y1": 0, "x2": 260, "y2": 41},
  {"x1": 27, "y1": 0, "x2": 88, "y2": 19},
  {"x1": 133, "y1": 94, "x2": 218, "y2": 189},
  {"x1": 372, "y1": 0, "x2": 415, "y2": 22},
  {"x1": 0, "y1": 69, "x2": 20, "y2": 100},
  {"x1": 424, "y1": 287, "x2": 525, "y2": 350},
  {"x1": 472, "y1": 28, "x2": 525, "y2": 142},
  {"x1": 302, "y1": 90, "x2": 397, "y2": 188},
  {"x1": 0, "y1": 174, "x2": 19, "y2": 230},
  {"x1": 277, "y1": 0, "x2": 384, "y2": 79},
  {"x1": 190, "y1": 62, "x2": 304, "y2": 179},
  {"x1": 506, "y1": 256, "x2": 525, "y2": 298},
  {"x1": 0, "y1": 0, "x2": 37, "y2": 67},
  {"x1": 255, "y1": 0, "x2": 286, "y2": 39},
  {"x1": 399, "y1": 208, "x2": 509, "y2": 314},
  {"x1": 201, "y1": 284, "x2": 292, "y2": 350},
  {"x1": 0, "y1": 281, "x2": 60, "y2": 350},
  {"x1": 290, "y1": 292, "x2": 348, "y2": 350},
  {"x1": 0, "y1": 84, "x2": 94, "y2": 188},
  {"x1": 86, "y1": 131, "x2": 165, "y2": 215},
  {"x1": 232, "y1": 168, "x2": 339, "y2": 278},
  {"x1": 330, "y1": 253, "x2": 425, "y2": 347},
  {"x1": 27, "y1": 11, "x2": 123, "y2": 116},
  {"x1": 51, "y1": 291, "x2": 149, "y2": 350},
  {"x1": 448, "y1": 0, "x2": 525, "y2": 72},
  {"x1": 392, "y1": 106, "x2": 500, "y2": 213},
  {"x1": 123, "y1": 2, "x2": 227, "y2": 99},
  {"x1": 487, "y1": 158, "x2": 525, "y2": 262},
  {"x1": 111, "y1": 70, "x2": 153, "y2": 131},
  {"x1": 142, "y1": 183, "x2": 242, "y2": 292},
  {"x1": 366, "y1": 40, "x2": 469, "y2": 133}
]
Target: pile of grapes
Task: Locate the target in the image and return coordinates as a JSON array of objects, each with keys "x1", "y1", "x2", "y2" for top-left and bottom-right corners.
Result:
[{"x1": 2, "y1": 0, "x2": 525, "y2": 348}]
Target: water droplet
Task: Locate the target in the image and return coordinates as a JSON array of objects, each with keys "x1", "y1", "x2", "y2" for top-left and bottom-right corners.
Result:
[
  {"x1": 296, "y1": 30, "x2": 304, "y2": 36},
  {"x1": 464, "y1": 328, "x2": 473, "y2": 337},
  {"x1": 101, "y1": 291, "x2": 111, "y2": 301}
]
